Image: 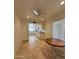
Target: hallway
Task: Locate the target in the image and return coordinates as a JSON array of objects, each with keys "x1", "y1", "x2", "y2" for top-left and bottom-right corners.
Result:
[
  {"x1": 14, "y1": 0, "x2": 65, "y2": 59},
  {"x1": 15, "y1": 35, "x2": 64, "y2": 59}
]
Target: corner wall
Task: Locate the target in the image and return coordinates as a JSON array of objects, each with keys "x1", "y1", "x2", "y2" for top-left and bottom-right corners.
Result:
[
  {"x1": 14, "y1": 12, "x2": 23, "y2": 54},
  {"x1": 44, "y1": 11, "x2": 65, "y2": 39}
]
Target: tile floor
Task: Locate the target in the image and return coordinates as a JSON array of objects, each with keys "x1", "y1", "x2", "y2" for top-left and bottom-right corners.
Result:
[{"x1": 15, "y1": 35, "x2": 65, "y2": 59}]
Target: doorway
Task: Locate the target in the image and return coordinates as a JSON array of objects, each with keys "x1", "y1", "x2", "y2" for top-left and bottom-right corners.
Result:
[{"x1": 28, "y1": 23, "x2": 42, "y2": 43}]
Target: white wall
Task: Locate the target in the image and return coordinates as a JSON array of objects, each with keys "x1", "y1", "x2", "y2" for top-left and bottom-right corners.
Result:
[
  {"x1": 14, "y1": 12, "x2": 29, "y2": 54},
  {"x1": 22, "y1": 21, "x2": 28, "y2": 41},
  {"x1": 14, "y1": 13, "x2": 23, "y2": 54},
  {"x1": 44, "y1": 21, "x2": 52, "y2": 38}
]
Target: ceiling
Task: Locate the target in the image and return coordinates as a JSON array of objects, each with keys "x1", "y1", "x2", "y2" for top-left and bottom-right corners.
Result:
[{"x1": 14, "y1": 0, "x2": 65, "y2": 23}]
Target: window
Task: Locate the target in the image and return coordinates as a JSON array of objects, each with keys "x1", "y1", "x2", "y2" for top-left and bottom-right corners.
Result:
[
  {"x1": 28, "y1": 23, "x2": 37, "y2": 32},
  {"x1": 52, "y1": 19, "x2": 65, "y2": 41}
]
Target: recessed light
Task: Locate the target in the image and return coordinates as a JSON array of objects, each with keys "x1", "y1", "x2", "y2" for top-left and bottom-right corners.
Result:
[
  {"x1": 60, "y1": 1, "x2": 65, "y2": 5},
  {"x1": 26, "y1": 16, "x2": 30, "y2": 19},
  {"x1": 33, "y1": 10, "x2": 39, "y2": 15}
]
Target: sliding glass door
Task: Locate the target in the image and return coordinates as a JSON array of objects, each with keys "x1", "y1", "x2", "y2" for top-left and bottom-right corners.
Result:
[{"x1": 52, "y1": 19, "x2": 65, "y2": 41}]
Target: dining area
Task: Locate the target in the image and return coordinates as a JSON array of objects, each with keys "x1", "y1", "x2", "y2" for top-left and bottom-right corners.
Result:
[
  {"x1": 27, "y1": 18, "x2": 65, "y2": 59},
  {"x1": 44, "y1": 38, "x2": 65, "y2": 59}
]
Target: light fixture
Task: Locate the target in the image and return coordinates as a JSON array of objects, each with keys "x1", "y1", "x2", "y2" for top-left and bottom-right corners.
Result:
[
  {"x1": 26, "y1": 16, "x2": 30, "y2": 19},
  {"x1": 32, "y1": 10, "x2": 39, "y2": 15},
  {"x1": 60, "y1": 1, "x2": 65, "y2": 5}
]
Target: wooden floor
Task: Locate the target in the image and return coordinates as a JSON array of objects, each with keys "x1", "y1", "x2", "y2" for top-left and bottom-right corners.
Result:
[{"x1": 15, "y1": 35, "x2": 65, "y2": 59}]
